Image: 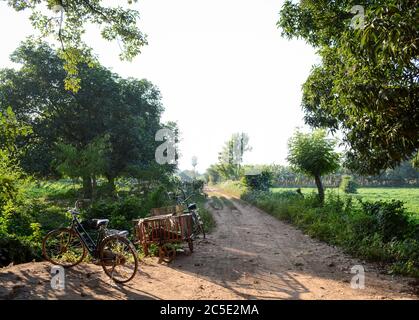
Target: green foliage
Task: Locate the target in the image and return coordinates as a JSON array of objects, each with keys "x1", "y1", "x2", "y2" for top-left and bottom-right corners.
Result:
[
  {"x1": 287, "y1": 130, "x2": 340, "y2": 177},
  {"x1": 360, "y1": 200, "x2": 414, "y2": 242},
  {"x1": 215, "y1": 180, "x2": 248, "y2": 198},
  {"x1": 0, "y1": 234, "x2": 41, "y2": 266},
  {"x1": 242, "y1": 189, "x2": 419, "y2": 277},
  {"x1": 0, "y1": 41, "x2": 174, "y2": 195},
  {"x1": 278, "y1": 0, "x2": 419, "y2": 174},
  {"x1": 7, "y1": 1, "x2": 147, "y2": 92},
  {"x1": 242, "y1": 170, "x2": 273, "y2": 191},
  {"x1": 195, "y1": 194, "x2": 215, "y2": 234},
  {"x1": 340, "y1": 175, "x2": 358, "y2": 194},
  {"x1": 55, "y1": 135, "x2": 110, "y2": 180},
  {"x1": 272, "y1": 187, "x2": 419, "y2": 216},
  {"x1": 287, "y1": 129, "x2": 340, "y2": 202},
  {"x1": 83, "y1": 186, "x2": 171, "y2": 231},
  {"x1": 205, "y1": 164, "x2": 222, "y2": 184}
]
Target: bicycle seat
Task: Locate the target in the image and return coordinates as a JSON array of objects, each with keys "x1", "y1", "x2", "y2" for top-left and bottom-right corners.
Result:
[
  {"x1": 188, "y1": 203, "x2": 197, "y2": 211},
  {"x1": 92, "y1": 219, "x2": 109, "y2": 229}
]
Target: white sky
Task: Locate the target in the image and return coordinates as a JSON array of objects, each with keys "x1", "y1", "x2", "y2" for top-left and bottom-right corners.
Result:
[{"x1": 0, "y1": 0, "x2": 319, "y2": 173}]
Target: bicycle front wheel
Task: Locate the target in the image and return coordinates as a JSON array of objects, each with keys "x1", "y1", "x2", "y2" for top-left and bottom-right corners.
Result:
[
  {"x1": 42, "y1": 228, "x2": 87, "y2": 268},
  {"x1": 99, "y1": 235, "x2": 138, "y2": 283}
]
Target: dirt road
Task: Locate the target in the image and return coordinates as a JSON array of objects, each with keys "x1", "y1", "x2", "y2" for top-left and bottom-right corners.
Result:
[{"x1": 0, "y1": 189, "x2": 418, "y2": 300}]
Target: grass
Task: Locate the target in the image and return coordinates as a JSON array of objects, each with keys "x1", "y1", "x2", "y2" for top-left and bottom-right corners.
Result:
[
  {"x1": 213, "y1": 180, "x2": 246, "y2": 198},
  {"x1": 271, "y1": 187, "x2": 419, "y2": 215},
  {"x1": 24, "y1": 180, "x2": 80, "y2": 202}
]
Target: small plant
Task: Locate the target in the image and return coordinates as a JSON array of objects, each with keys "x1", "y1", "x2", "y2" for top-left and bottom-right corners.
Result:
[{"x1": 340, "y1": 175, "x2": 358, "y2": 194}]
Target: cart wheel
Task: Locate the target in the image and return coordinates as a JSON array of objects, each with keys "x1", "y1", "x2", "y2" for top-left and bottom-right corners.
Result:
[
  {"x1": 188, "y1": 239, "x2": 193, "y2": 253},
  {"x1": 158, "y1": 244, "x2": 176, "y2": 263}
]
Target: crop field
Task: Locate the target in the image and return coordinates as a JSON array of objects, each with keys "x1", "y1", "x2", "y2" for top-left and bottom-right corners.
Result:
[{"x1": 271, "y1": 187, "x2": 419, "y2": 215}]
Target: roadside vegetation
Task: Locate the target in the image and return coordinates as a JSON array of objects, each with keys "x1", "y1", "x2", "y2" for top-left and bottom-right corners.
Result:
[
  {"x1": 207, "y1": 130, "x2": 418, "y2": 278},
  {"x1": 0, "y1": 40, "x2": 211, "y2": 267}
]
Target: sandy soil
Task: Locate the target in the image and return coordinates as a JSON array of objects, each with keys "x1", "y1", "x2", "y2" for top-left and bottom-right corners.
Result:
[{"x1": 0, "y1": 189, "x2": 418, "y2": 300}]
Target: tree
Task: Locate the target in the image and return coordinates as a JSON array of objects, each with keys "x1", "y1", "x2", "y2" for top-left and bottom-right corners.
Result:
[
  {"x1": 55, "y1": 135, "x2": 110, "y2": 199},
  {"x1": 205, "y1": 164, "x2": 221, "y2": 185},
  {"x1": 6, "y1": 1, "x2": 147, "y2": 92},
  {"x1": 287, "y1": 130, "x2": 340, "y2": 203},
  {"x1": 340, "y1": 175, "x2": 358, "y2": 194},
  {"x1": 278, "y1": 0, "x2": 418, "y2": 175},
  {"x1": 217, "y1": 133, "x2": 251, "y2": 180},
  {"x1": 0, "y1": 41, "x2": 171, "y2": 197}
]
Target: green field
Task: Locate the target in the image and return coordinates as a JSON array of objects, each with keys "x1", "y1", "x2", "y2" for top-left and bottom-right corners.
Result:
[{"x1": 271, "y1": 187, "x2": 419, "y2": 215}]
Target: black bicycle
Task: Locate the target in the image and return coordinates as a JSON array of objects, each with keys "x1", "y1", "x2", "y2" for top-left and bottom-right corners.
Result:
[{"x1": 42, "y1": 200, "x2": 138, "y2": 283}]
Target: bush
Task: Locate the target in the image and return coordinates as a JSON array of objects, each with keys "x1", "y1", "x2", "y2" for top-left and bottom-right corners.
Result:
[
  {"x1": 241, "y1": 170, "x2": 273, "y2": 191},
  {"x1": 360, "y1": 200, "x2": 413, "y2": 242},
  {"x1": 340, "y1": 175, "x2": 358, "y2": 194},
  {"x1": 83, "y1": 187, "x2": 172, "y2": 232},
  {"x1": 0, "y1": 232, "x2": 41, "y2": 267}
]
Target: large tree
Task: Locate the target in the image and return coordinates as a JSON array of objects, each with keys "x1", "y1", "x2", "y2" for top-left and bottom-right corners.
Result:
[
  {"x1": 0, "y1": 40, "x2": 171, "y2": 198},
  {"x1": 278, "y1": 0, "x2": 418, "y2": 174},
  {"x1": 5, "y1": 0, "x2": 147, "y2": 92},
  {"x1": 287, "y1": 130, "x2": 340, "y2": 203}
]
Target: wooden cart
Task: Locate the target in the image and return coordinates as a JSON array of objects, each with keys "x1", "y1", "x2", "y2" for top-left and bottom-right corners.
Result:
[{"x1": 133, "y1": 212, "x2": 194, "y2": 263}]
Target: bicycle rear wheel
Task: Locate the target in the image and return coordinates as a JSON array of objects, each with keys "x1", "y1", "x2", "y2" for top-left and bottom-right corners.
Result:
[
  {"x1": 99, "y1": 235, "x2": 138, "y2": 283},
  {"x1": 42, "y1": 228, "x2": 86, "y2": 268},
  {"x1": 192, "y1": 212, "x2": 206, "y2": 239}
]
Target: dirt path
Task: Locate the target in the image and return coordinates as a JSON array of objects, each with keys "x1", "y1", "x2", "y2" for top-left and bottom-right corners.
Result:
[{"x1": 0, "y1": 189, "x2": 418, "y2": 300}]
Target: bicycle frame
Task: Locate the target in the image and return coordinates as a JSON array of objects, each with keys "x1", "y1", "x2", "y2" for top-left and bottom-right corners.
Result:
[{"x1": 70, "y1": 215, "x2": 105, "y2": 258}]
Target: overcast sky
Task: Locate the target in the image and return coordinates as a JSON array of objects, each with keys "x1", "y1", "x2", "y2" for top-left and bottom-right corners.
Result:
[{"x1": 0, "y1": 0, "x2": 319, "y2": 172}]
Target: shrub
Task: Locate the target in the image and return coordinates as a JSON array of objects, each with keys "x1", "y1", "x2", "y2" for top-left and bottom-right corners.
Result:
[
  {"x1": 340, "y1": 175, "x2": 358, "y2": 194},
  {"x1": 0, "y1": 232, "x2": 41, "y2": 267},
  {"x1": 241, "y1": 170, "x2": 273, "y2": 191},
  {"x1": 360, "y1": 200, "x2": 412, "y2": 242}
]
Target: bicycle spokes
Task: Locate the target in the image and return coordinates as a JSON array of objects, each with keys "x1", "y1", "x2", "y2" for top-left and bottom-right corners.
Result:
[
  {"x1": 100, "y1": 236, "x2": 138, "y2": 283},
  {"x1": 43, "y1": 229, "x2": 86, "y2": 267}
]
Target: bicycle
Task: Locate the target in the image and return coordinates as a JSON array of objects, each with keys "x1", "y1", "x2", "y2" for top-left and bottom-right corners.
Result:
[
  {"x1": 168, "y1": 188, "x2": 206, "y2": 239},
  {"x1": 42, "y1": 200, "x2": 138, "y2": 283}
]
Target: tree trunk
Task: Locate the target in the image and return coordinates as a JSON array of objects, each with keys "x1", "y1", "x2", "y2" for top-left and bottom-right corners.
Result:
[
  {"x1": 107, "y1": 176, "x2": 116, "y2": 196},
  {"x1": 82, "y1": 175, "x2": 93, "y2": 199},
  {"x1": 314, "y1": 174, "x2": 325, "y2": 204},
  {"x1": 92, "y1": 175, "x2": 97, "y2": 200}
]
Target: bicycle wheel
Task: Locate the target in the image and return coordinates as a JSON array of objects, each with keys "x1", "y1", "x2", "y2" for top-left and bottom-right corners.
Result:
[
  {"x1": 99, "y1": 235, "x2": 138, "y2": 283},
  {"x1": 42, "y1": 228, "x2": 87, "y2": 268},
  {"x1": 192, "y1": 212, "x2": 206, "y2": 239}
]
